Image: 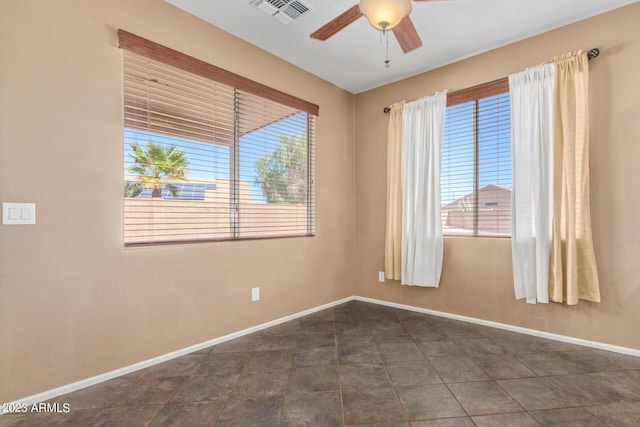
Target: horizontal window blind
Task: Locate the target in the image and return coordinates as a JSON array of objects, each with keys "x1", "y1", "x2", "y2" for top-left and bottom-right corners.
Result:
[
  {"x1": 441, "y1": 87, "x2": 511, "y2": 237},
  {"x1": 118, "y1": 30, "x2": 319, "y2": 116},
  {"x1": 237, "y1": 91, "x2": 315, "y2": 238},
  {"x1": 122, "y1": 44, "x2": 315, "y2": 246},
  {"x1": 124, "y1": 51, "x2": 235, "y2": 146}
]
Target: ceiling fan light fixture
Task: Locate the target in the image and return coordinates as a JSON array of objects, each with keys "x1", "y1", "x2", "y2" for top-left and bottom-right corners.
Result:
[{"x1": 359, "y1": 0, "x2": 412, "y2": 31}]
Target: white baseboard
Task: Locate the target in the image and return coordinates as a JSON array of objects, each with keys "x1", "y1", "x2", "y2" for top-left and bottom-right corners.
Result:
[
  {"x1": 5, "y1": 294, "x2": 639, "y2": 413},
  {"x1": 355, "y1": 296, "x2": 640, "y2": 357},
  {"x1": 2, "y1": 296, "x2": 353, "y2": 413}
]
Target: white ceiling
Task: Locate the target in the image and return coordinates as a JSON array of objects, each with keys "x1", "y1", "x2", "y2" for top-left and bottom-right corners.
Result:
[{"x1": 165, "y1": 0, "x2": 639, "y2": 94}]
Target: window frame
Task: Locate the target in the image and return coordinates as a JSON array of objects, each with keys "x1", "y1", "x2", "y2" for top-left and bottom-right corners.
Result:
[
  {"x1": 119, "y1": 30, "x2": 318, "y2": 247},
  {"x1": 442, "y1": 78, "x2": 512, "y2": 238}
]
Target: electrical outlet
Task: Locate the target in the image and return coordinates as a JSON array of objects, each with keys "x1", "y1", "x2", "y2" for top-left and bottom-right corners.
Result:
[
  {"x1": 378, "y1": 271, "x2": 385, "y2": 283},
  {"x1": 251, "y1": 287, "x2": 260, "y2": 302}
]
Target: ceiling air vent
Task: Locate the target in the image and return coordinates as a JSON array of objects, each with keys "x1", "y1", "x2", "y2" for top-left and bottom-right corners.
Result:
[{"x1": 251, "y1": 0, "x2": 311, "y2": 25}]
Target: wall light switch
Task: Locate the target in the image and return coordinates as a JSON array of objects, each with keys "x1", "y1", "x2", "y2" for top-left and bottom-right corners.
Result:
[
  {"x1": 8, "y1": 207, "x2": 19, "y2": 220},
  {"x1": 378, "y1": 271, "x2": 385, "y2": 282},
  {"x1": 251, "y1": 287, "x2": 260, "y2": 302},
  {"x1": 20, "y1": 207, "x2": 31, "y2": 220},
  {"x1": 3, "y1": 203, "x2": 36, "y2": 225}
]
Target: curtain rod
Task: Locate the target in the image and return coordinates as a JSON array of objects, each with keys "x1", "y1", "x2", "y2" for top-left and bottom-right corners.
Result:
[{"x1": 383, "y1": 47, "x2": 600, "y2": 113}]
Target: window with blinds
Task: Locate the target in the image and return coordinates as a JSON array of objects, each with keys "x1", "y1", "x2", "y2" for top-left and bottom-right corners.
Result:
[
  {"x1": 119, "y1": 31, "x2": 317, "y2": 246},
  {"x1": 441, "y1": 79, "x2": 512, "y2": 237}
]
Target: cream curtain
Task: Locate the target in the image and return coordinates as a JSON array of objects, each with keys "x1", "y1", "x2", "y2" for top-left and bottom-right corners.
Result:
[
  {"x1": 549, "y1": 51, "x2": 601, "y2": 304},
  {"x1": 385, "y1": 102, "x2": 404, "y2": 280},
  {"x1": 401, "y1": 91, "x2": 448, "y2": 287},
  {"x1": 509, "y1": 64, "x2": 555, "y2": 304}
]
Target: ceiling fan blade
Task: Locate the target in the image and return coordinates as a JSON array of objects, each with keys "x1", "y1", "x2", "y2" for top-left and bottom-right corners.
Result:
[
  {"x1": 310, "y1": 5, "x2": 362, "y2": 41},
  {"x1": 392, "y1": 16, "x2": 423, "y2": 53}
]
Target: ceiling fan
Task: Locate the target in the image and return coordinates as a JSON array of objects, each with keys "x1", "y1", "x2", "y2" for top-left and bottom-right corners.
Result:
[{"x1": 310, "y1": 0, "x2": 446, "y2": 56}]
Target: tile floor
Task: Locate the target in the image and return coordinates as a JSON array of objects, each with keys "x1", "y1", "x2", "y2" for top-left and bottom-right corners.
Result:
[{"x1": 2, "y1": 300, "x2": 640, "y2": 426}]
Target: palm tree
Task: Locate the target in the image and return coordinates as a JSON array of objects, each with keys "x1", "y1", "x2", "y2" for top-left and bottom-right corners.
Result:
[
  {"x1": 123, "y1": 180, "x2": 143, "y2": 198},
  {"x1": 126, "y1": 142, "x2": 190, "y2": 198}
]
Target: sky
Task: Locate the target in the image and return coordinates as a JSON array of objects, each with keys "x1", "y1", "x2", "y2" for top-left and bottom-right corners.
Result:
[
  {"x1": 124, "y1": 94, "x2": 511, "y2": 208},
  {"x1": 124, "y1": 112, "x2": 309, "y2": 204},
  {"x1": 441, "y1": 92, "x2": 512, "y2": 206}
]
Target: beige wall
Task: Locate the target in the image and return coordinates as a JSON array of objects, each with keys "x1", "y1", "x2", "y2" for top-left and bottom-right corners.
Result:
[
  {"x1": 2, "y1": 0, "x2": 639, "y2": 404},
  {"x1": 355, "y1": 3, "x2": 640, "y2": 350},
  {"x1": 0, "y1": 0, "x2": 355, "y2": 402}
]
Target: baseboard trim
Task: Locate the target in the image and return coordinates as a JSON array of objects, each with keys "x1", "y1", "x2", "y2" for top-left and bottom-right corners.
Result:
[
  {"x1": 2, "y1": 296, "x2": 353, "y2": 413},
  {"x1": 5, "y1": 294, "x2": 639, "y2": 413},
  {"x1": 355, "y1": 296, "x2": 640, "y2": 357}
]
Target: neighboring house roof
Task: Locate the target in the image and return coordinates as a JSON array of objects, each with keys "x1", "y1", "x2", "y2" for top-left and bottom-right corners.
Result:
[{"x1": 443, "y1": 184, "x2": 512, "y2": 210}]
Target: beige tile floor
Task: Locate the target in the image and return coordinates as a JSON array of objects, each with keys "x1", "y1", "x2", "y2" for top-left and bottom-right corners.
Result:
[{"x1": 2, "y1": 300, "x2": 640, "y2": 426}]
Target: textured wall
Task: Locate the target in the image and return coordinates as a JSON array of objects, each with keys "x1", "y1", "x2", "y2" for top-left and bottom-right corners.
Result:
[
  {"x1": 355, "y1": 3, "x2": 640, "y2": 351},
  {"x1": 2, "y1": 0, "x2": 639, "y2": 404},
  {"x1": 0, "y1": 0, "x2": 356, "y2": 402}
]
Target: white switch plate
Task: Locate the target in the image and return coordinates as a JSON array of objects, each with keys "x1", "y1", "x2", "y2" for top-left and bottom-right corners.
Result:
[
  {"x1": 378, "y1": 271, "x2": 385, "y2": 282},
  {"x1": 2, "y1": 203, "x2": 36, "y2": 225},
  {"x1": 251, "y1": 287, "x2": 260, "y2": 302}
]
